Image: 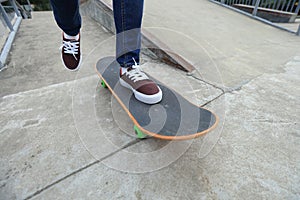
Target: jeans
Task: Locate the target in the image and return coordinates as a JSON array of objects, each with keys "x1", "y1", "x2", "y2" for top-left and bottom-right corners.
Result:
[{"x1": 50, "y1": 0, "x2": 144, "y2": 67}]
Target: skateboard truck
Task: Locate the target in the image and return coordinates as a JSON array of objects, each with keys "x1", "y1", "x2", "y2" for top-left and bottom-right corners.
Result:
[{"x1": 134, "y1": 125, "x2": 148, "y2": 139}]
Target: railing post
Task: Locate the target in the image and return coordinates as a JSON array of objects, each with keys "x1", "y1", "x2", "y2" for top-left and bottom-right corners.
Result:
[
  {"x1": 221, "y1": 0, "x2": 225, "y2": 4},
  {"x1": 26, "y1": 0, "x2": 32, "y2": 11},
  {"x1": 0, "y1": 4, "x2": 14, "y2": 31},
  {"x1": 252, "y1": 0, "x2": 261, "y2": 16},
  {"x1": 9, "y1": 0, "x2": 20, "y2": 17},
  {"x1": 297, "y1": 24, "x2": 300, "y2": 36},
  {"x1": 295, "y1": 0, "x2": 300, "y2": 14}
]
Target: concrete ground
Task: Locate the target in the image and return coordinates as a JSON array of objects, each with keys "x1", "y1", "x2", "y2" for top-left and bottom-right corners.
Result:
[{"x1": 0, "y1": 0, "x2": 299, "y2": 199}]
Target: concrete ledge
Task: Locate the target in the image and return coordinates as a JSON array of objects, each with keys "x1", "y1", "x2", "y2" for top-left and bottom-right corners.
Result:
[
  {"x1": 80, "y1": 0, "x2": 195, "y2": 72},
  {"x1": 233, "y1": 4, "x2": 298, "y2": 23}
]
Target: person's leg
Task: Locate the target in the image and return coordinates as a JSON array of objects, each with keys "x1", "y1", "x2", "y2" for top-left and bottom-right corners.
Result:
[
  {"x1": 50, "y1": 0, "x2": 82, "y2": 71},
  {"x1": 113, "y1": 0, "x2": 144, "y2": 68},
  {"x1": 112, "y1": 0, "x2": 162, "y2": 104},
  {"x1": 50, "y1": 0, "x2": 81, "y2": 36}
]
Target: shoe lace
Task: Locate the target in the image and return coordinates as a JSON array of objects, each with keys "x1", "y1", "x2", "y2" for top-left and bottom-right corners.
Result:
[
  {"x1": 60, "y1": 40, "x2": 79, "y2": 60},
  {"x1": 125, "y1": 58, "x2": 149, "y2": 82}
]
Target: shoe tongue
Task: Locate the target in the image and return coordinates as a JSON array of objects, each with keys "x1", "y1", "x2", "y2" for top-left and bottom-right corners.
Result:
[
  {"x1": 121, "y1": 65, "x2": 139, "y2": 75},
  {"x1": 64, "y1": 38, "x2": 78, "y2": 42},
  {"x1": 127, "y1": 66, "x2": 135, "y2": 72},
  {"x1": 64, "y1": 33, "x2": 79, "y2": 40}
]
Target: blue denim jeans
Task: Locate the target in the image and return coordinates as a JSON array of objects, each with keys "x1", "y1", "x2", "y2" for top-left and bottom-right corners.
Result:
[{"x1": 50, "y1": 0, "x2": 144, "y2": 67}]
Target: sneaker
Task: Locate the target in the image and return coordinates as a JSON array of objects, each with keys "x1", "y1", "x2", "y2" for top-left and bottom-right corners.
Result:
[
  {"x1": 60, "y1": 33, "x2": 81, "y2": 71},
  {"x1": 120, "y1": 63, "x2": 162, "y2": 104}
]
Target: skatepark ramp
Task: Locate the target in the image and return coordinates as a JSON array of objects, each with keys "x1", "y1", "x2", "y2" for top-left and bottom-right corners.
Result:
[
  {"x1": 0, "y1": 2, "x2": 300, "y2": 199},
  {"x1": 80, "y1": 0, "x2": 196, "y2": 73}
]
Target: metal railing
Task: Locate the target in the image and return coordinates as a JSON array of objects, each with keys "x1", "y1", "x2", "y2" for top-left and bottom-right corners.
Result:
[
  {"x1": 211, "y1": 0, "x2": 300, "y2": 35},
  {"x1": 220, "y1": 0, "x2": 300, "y2": 14},
  {"x1": 0, "y1": 0, "x2": 27, "y2": 69},
  {"x1": 0, "y1": 0, "x2": 20, "y2": 30}
]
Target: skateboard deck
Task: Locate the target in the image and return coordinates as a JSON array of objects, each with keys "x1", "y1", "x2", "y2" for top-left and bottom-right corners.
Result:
[{"x1": 96, "y1": 57, "x2": 218, "y2": 140}]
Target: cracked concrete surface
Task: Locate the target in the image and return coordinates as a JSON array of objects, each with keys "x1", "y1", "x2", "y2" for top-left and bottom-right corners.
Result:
[
  {"x1": 0, "y1": 1, "x2": 299, "y2": 199},
  {"x1": 142, "y1": 0, "x2": 300, "y2": 89}
]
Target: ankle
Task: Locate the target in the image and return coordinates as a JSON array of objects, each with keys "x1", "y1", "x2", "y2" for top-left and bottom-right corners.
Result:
[{"x1": 120, "y1": 67, "x2": 128, "y2": 76}]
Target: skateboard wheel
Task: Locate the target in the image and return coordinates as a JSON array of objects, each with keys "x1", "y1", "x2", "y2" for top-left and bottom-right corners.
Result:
[
  {"x1": 134, "y1": 125, "x2": 147, "y2": 139},
  {"x1": 101, "y1": 80, "x2": 107, "y2": 88}
]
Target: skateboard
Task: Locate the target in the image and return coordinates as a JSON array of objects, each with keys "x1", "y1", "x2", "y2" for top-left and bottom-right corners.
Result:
[{"x1": 95, "y1": 57, "x2": 218, "y2": 140}]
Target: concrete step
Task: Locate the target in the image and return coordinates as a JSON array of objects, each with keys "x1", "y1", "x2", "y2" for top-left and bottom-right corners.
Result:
[{"x1": 0, "y1": 11, "x2": 112, "y2": 97}]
